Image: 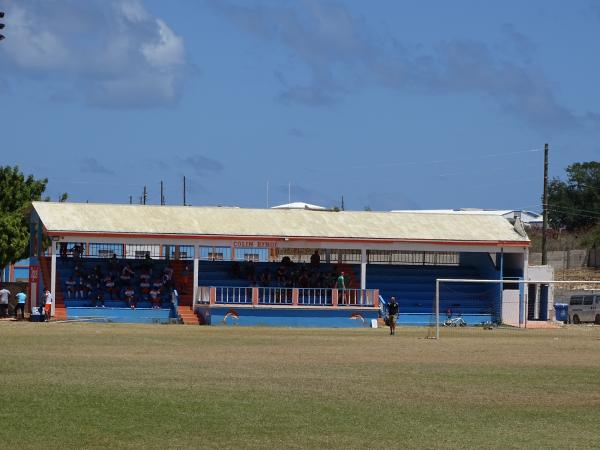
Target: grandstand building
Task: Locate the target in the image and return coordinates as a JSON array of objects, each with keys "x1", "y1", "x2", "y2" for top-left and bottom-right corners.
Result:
[{"x1": 28, "y1": 202, "x2": 543, "y2": 327}]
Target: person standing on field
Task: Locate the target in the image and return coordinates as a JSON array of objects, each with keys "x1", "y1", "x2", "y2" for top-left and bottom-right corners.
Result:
[
  {"x1": 388, "y1": 296, "x2": 399, "y2": 335},
  {"x1": 0, "y1": 286, "x2": 10, "y2": 318},
  {"x1": 44, "y1": 289, "x2": 53, "y2": 321},
  {"x1": 15, "y1": 290, "x2": 27, "y2": 320}
]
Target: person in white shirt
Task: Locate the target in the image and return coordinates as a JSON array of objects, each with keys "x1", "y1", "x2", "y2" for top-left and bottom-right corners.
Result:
[
  {"x1": 0, "y1": 286, "x2": 10, "y2": 318},
  {"x1": 44, "y1": 289, "x2": 53, "y2": 321}
]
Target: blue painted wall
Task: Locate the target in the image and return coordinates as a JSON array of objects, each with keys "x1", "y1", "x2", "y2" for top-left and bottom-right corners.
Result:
[
  {"x1": 66, "y1": 307, "x2": 172, "y2": 324},
  {"x1": 198, "y1": 306, "x2": 378, "y2": 328}
]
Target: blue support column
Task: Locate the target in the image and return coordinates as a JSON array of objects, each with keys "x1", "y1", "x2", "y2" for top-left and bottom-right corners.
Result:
[{"x1": 539, "y1": 284, "x2": 549, "y2": 321}]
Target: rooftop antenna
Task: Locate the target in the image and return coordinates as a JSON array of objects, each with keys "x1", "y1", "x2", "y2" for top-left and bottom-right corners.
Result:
[
  {"x1": 267, "y1": 180, "x2": 270, "y2": 208},
  {"x1": 341, "y1": 195, "x2": 345, "y2": 211},
  {"x1": 288, "y1": 181, "x2": 291, "y2": 204},
  {"x1": 160, "y1": 180, "x2": 165, "y2": 205},
  {"x1": 129, "y1": 195, "x2": 132, "y2": 205},
  {"x1": 143, "y1": 185, "x2": 147, "y2": 205}
]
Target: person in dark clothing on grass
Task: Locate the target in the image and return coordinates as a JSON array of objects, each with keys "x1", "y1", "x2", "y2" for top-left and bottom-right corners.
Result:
[{"x1": 388, "y1": 296, "x2": 399, "y2": 335}]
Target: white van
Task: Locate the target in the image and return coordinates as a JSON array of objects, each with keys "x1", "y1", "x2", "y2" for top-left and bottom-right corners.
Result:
[{"x1": 568, "y1": 294, "x2": 600, "y2": 324}]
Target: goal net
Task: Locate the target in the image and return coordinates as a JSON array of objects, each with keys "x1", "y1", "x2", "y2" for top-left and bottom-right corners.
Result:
[{"x1": 426, "y1": 279, "x2": 600, "y2": 339}]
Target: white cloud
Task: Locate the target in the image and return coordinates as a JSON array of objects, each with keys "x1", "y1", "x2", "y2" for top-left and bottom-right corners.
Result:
[
  {"x1": 142, "y1": 19, "x2": 185, "y2": 68},
  {"x1": 0, "y1": 0, "x2": 188, "y2": 108}
]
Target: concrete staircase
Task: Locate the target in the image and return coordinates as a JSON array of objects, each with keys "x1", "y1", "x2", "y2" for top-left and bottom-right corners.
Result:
[{"x1": 177, "y1": 305, "x2": 201, "y2": 325}]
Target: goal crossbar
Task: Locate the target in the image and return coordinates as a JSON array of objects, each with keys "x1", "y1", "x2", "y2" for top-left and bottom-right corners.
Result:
[{"x1": 434, "y1": 279, "x2": 600, "y2": 339}]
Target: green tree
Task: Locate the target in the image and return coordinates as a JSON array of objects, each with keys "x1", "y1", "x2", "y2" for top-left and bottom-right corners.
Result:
[
  {"x1": 0, "y1": 166, "x2": 66, "y2": 274},
  {"x1": 547, "y1": 161, "x2": 600, "y2": 231}
]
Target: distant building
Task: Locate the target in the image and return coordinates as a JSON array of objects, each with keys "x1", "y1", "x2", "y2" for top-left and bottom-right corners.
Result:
[
  {"x1": 392, "y1": 209, "x2": 543, "y2": 227},
  {"x1": 271, "y1": 202, "x2": 327, "y2": 211},
  {"x1": 1, "y1": 258, "x2": 30, "y2": 282}
]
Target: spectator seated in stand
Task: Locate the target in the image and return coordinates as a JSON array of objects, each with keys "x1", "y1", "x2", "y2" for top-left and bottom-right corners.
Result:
[
  {"x1": 76, "y1": 275, "x2": 86, "y2": 299},
  {"x1": 65, "y1": 276, "x2": 77, "y2": 299},
  {"x1": 124, "y1": 286, "x2": 136, "y2": 309},
  {"x1": 298, "y1": 270, "x2": 309, "y2": 288},
  {"x1": 152, "y1": 278, "x2": 163, "y2": 293},
  {"x1": 149, "y1": 288, "x2": 161, "y2": 309},
  {"x1": 276, "y1": 265, "x2": 287, "y2": 286},
  {"x1": 139, "y1": 279, "x2": 151, "y2": 297},
  {"x1": 259, "y1": 269, "x2": 271, "y2": 287},
  {"x1": 120, "y1": 264, "x2": 135, "y2": 286},
  {"x1": 83, "y1": 278, "x2": 94, "y2": 299},
  {"x1": 140, "y1": 268, "x2": 151, "y2": 282},
  {"x1": 104, "y1": 276, "x2": 117, "y2": 300},
  {"x1": 93, "y1": 289, "x2": 105, "y2": 307}
]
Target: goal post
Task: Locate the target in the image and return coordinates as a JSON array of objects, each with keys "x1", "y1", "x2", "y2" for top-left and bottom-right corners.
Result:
[{"x1": 433, "y1": 279, "x2": 600, "y2": 339}]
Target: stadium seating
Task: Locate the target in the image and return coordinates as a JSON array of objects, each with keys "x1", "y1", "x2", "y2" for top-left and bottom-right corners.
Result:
[
  {"x1": 366, "y1": 264, "x2": 500, "y2": 318},
  {"x1": 56, "y1": 258, "x2": 182, "y2": 323}
]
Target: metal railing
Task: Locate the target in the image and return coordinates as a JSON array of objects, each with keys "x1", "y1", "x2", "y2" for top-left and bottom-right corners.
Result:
[
  {"x1": 337, "y1": 289, "x2": 377, "y2": 306},
  {"x1": 367, "y1": 250, "x2": 459, "y2": 266},
  {"x1": 199, "y1": 286, "x2": 378, "y2": 307},
  {"x1": 259, "y1": 287, "x2": 293, "y2": 305},
  {"x1": 215, "y1": 286, "x2": 253, "y2": 304},
  {"x1": 298, "y1": 288, "x2": 332, "y2": 306}
]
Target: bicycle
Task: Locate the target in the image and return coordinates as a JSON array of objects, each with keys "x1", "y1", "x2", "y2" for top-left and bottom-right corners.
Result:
[{"x1": 443, "y1": 316, "x2": 467, "y2": 327}]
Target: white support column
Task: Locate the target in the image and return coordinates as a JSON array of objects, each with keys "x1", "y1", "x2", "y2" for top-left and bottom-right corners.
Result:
[
  {"x1": 50, "y1": 241, "x2": 57, "y2": 316},
  {"x1": 192, "y1": 245, "x2": 199, "y2": 308},
  {"x1": 522, "y1": 249, "x2": 529, "y2": 327},
  {"x1": 360, "y1": 249, "x2": 367, "y2": 290}
]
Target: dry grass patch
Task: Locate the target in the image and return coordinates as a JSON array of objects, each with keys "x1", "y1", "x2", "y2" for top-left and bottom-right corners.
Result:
[{"x1": 1, "y1": 322, "x2": 599, "y2": 449}]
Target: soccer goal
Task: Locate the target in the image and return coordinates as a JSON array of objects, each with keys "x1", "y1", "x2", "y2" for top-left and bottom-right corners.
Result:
[{"x1": 428, "y1": 279, "x2": 600, "y2": 339}]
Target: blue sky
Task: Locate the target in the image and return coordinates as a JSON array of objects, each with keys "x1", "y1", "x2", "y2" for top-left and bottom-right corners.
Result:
[{"x1": 1, "y1": 0, "x2": 599, "y2": 211}]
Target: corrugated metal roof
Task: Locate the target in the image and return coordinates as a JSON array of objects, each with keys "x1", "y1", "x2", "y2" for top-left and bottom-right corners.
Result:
[{"x1": 31, "y1": 202, "x2": 529, "y2": 244}]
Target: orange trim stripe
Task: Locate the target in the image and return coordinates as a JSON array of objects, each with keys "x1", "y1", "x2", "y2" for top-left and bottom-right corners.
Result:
[{"x1": 46, "y1": 230, "x2": 529, "y2": 247}]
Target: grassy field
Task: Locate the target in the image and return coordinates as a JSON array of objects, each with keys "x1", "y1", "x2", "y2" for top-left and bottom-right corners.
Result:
[{"x1": 1, "y1": 322, "x2": 599, "y2": 449}]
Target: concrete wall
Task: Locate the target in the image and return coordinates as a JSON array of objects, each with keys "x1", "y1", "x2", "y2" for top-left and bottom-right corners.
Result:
[
  {"x1": 529, "y1": 250, "x2": 587, "y2": 269},
  {"x1": 199, "y1": 306, "x2": 379, "y2": 328},
  {"x1": 502, "y1": 289, "x2": 520, "y2": 326}
]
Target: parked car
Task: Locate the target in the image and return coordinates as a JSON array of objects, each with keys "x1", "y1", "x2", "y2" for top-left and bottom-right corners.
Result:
[{"x1": 568, "y1": 294, "x2": 600, "y2": 324}]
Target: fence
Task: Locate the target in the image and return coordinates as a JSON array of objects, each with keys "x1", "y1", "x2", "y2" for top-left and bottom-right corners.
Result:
[
  {"x1": 530, "y1": 250, "x2": 589, "y2": 269},
  {"x1": 57, "y1": 243, "x2": 194, "y2": 260},
  {"x1": 196, "y1": 287, "x2": 379, "y2": 308},
  {"x1": 367, "y1": 250, "x2": 459, "y2": 266}
]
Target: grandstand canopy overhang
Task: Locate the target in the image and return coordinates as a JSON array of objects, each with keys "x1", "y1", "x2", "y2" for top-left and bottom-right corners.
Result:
[{"x1": 31, "y1": 202, "x2": 529, "y2": 254}]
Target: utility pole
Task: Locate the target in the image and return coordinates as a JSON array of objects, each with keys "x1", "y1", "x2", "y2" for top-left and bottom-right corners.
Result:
[
  {"x1": 542, "y1": 143, "x2": 549, "y2": 265},
  {"x1": 143, "y1": 185, "x2": 147, "y2": 205},
  {"x1": 183, "y1": 176, "x2": 187, "y2": 206},
  {"x1": 160, "y1": 181, "x2": 165, "y2": 205}
]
